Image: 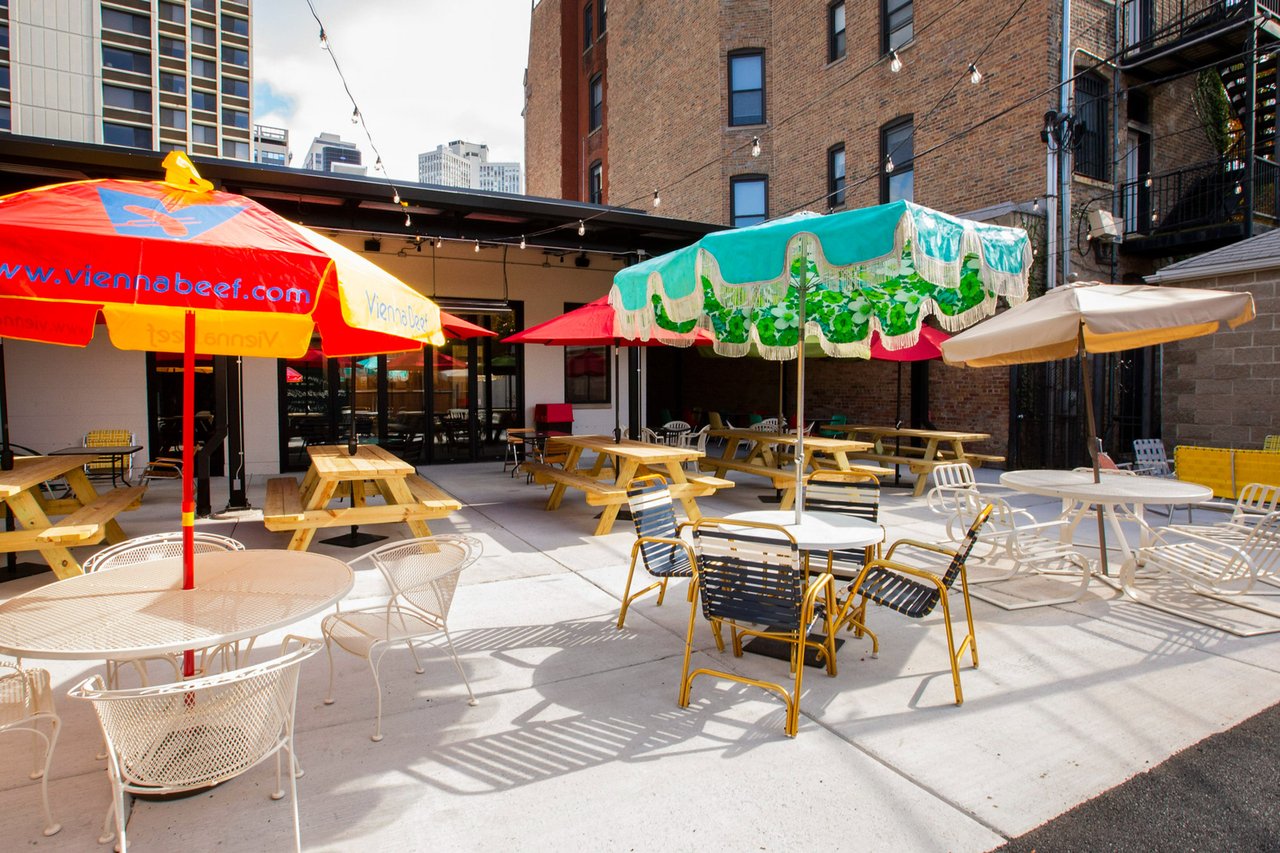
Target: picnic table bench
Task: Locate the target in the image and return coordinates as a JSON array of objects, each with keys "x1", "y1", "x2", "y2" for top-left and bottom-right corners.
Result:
[
  {"x1": 262, "y1": 445, "x2": 460, "y2": 550},
  {"x1": 1, "y1": 455, "x2": 146, "y2": 578},
  {"x1": 824, "y1": 425, "x2": 1002, "y2": 496},
  {"x1": 702, "y1": 429, "x2": 876, "y2": 509}
]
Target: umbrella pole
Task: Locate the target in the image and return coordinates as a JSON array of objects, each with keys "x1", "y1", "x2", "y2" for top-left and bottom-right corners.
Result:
[
  {"x1": 794, "y1": 256, "x2": 808, "y2": 527},
  {"x1": 347, "y1": 357, "x2": 358, "y2": 456},
  {"x1": 613, "y1": 343, "x2": 622, "y2": 443},
  {"x1": 1080, "y1": 334, "x2": 1109, "y2": 575},
  {"x1": 0, "y1": 340, "x2": 11, "y2": 471},
  {"x1": 182, "y1": 311, "x2": 196, "y2": 676}
]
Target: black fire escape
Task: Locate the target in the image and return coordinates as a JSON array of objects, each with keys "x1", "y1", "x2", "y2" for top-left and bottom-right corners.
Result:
[{"x1": 1118, "y1": 0, "x2": 1280, "y2": 255}]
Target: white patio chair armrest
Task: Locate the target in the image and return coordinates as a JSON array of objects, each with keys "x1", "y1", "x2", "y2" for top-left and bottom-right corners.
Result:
[{"x1": 279, "y1": 634, "x2": 318, "y2": 655}]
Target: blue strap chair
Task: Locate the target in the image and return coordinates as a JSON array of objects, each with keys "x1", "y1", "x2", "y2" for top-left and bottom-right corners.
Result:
[
  {"x1": 804, "y1": 469, "x2": 883, "y2": 581},
  {"x1": 836, "y1": 504, "x2": 992, "y2": 705},
  {"x1": 679, "y1": 518, "x2": 837, "y2": 737},
  {"x1": 617, "y1": 475, "x2": 694, "y2": 628}
]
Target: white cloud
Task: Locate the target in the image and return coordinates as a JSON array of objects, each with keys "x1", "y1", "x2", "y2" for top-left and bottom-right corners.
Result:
[{"x1": 253, "y1": 0, "x2": 530, "y2": 181}]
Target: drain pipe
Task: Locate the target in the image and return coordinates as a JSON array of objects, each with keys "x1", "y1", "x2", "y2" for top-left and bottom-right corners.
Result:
[{"x1": 1059, "y1": 0, "x2": 1073, "y2": 288}]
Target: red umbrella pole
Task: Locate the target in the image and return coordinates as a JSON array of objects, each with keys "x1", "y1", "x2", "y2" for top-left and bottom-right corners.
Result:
[{"x1": 182, "y1": 310, "x2": 196, "y2": 676}]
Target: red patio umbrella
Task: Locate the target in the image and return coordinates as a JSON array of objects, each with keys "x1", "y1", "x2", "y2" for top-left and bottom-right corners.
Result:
[
  {"x1": 504, "y1": 295, "x2": 713, "y2": 441},
  {"x1": 439, "y1": 311, "x2": 496, "y2": 340},
  {"x1": 0, "y1": 152, "x2": 444, "y2": 673}
]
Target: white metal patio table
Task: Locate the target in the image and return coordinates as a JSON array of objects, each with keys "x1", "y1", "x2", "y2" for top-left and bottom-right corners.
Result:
[
  {"x1": 0, "y1": 549, "x2": 353, "y2": 661},
  {"x1": 721, "y1": 509, "x2": 883, "y2": 553},
  {"x1": 999, "y1": 469, "x2": 1213, "y2": 566}
]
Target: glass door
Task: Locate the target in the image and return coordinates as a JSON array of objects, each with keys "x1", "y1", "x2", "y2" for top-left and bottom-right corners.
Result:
[{"x1": 146, "y1": 350, "x2": 223, "y2": 474}]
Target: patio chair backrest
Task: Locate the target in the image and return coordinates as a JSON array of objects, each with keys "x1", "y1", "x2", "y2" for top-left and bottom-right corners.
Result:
[
  {"x1": 1132, "y1": 439, "x2": 1173, "y2": 476},
  {"x1": 805, "y1": 470, "x2": 879, "y2": 522},
  {"x1": 692, "y1": 519, "x2": 802, "y2": 629},
  {"x1": 367, "y1": 534, "x2": 482, "y2": 623},
  {"x1": 1233, "y1": 483, "x2": 1280, "y2": 522},
  {"x1": 1264, "y1": 435, "x2": 1280, "y2": 452},
  {"x1": 926, "y1": 461, "x2": 978, "y2": 515},
  {"x1": 83, "y1": 531, "x2": 245, "y2": 573},
  {"x1": 708, "y1": 412, "x2": 731, "y2": 431},
  {"x1": 1237, "y1": 511, "x2": 1280, "y2": 582},
  {"x1": 84, "y1": 429, "x2": 136, "y2": 476},
  {"x1": 750, "y1": 418, "x2": 780, "y2": 432},
  {"x1": 662, "y1": 420, "x2": 692, "y2": 433},
  {"x1": 626, "y1": 475, "x2": 690, "y2": 575},
  {"x1": 70, "y1": 641, "x2": 320, "y2": 793},
  {"x1": 640, "y1": 427, "x2": 662, "y2": 444},
  {"x1": 683, "y1": 425, "x2": 711, "y2": 455}
]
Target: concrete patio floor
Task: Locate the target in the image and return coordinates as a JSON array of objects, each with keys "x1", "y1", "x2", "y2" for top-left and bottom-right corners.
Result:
[{"x1": 2, "y1": 458, "x2": 1278, "y2": 851}]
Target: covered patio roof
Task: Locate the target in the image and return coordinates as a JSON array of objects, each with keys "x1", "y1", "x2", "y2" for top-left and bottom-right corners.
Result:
[{"x1": 0, "y1": 133, "x2": 724, "y2": 257}]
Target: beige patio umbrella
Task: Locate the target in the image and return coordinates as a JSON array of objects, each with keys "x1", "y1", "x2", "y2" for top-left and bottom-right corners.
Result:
[{"x1": 941, "y1": 281, "x2": 1256, "y2": 571}]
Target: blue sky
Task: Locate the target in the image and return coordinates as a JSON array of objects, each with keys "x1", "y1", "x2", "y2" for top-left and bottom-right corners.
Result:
[{"x1": 252, "y1": 1, "x2": 531, "y2": 181}]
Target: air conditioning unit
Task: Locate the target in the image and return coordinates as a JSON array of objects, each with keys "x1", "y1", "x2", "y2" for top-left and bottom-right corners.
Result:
[{"x1": 1088, "y1": 208, "x2": 1122, "y2": 242}]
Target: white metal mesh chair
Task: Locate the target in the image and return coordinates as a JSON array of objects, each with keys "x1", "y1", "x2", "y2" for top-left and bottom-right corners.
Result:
[
  {"x1": 322, "y1": 534, "x2": 481, "y2": 742},
  {"x1": 1167, "y1": 482, "x2": 1280, "y2": 545},
  {"x1": 0, "y1": 660, "x2": 61, "y2": 838},
  {"x1": 84, "y1": 532, "x2": 248, "y2": 684},
  {"x1": 69, "y1": 641, "x2": 320, "y2": 853}
]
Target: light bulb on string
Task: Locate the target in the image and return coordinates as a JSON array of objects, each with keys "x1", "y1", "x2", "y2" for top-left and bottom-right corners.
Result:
[
  {"x1": 652, "y1": 189, "x2": 661, "y2": 208},
  {"x1": 404, "y1": 212, "x2": 411, "y2": 227},
  {"x1": 1032, "y1": 197, "x2": 1040, "y2": 213},
  {"x1": 474, "y1": 239, "x2": 480, "y2": 253},
  {"x1": 435, "y1": 237, "x2": 443, "y2": 249},
  {"x1": 577, "y1": 219, "x2": 585, "y2": 236},
  {"x1": 889, "y1": 50, "x2": 902, "y2": 73},
  {"x1": 750, "y1": 136, "x2": 761, "y2": 157},
  {"x1": 885, "y1": 156, "x2": 894, "y2": 174},
  {"x1": 319, "y1": 28, "x2": 328, "y2": 50},
  {"x1": 374, "y1": 156, "x2": 383, "y2": 172},
  {"x1": 392, "y1": 191, "x2": 400, "y2": 205},
  {"x1": 351, "y1": 107, "x2": 359, "y2": 124},
  {"x1": 519, "y1": 235, "x2": 526, "y2": 250},
  {"x1": 968, "y1": 63, "x2": 982, "y2": 85}
]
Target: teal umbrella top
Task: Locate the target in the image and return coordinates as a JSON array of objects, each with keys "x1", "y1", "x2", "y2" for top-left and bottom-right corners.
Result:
[{"x1": 611, "y1": 200, "x2": 1031, "y2": 359}]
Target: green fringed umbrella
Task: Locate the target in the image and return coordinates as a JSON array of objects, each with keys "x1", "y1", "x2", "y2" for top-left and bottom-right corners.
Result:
[{"x1": 610, "y1": 199, "x2": 1033, "y2": 522}]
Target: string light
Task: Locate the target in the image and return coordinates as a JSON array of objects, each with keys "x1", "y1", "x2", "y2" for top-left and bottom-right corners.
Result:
[
  {"x1": 1144, "y1": 177, "x2": 1152, "y2": 187},
  {"x1": 374, "y1": 156, "x2": 383, "y2": 172},
  {"x1": 968, "y1": 63, "x2": 982, "y2": 85},
  {"x1": 750, "y1": 136, "x2": 761, "y2": 157},
  {"x1": 889, "y1": 50, "x2": 902, "y2": 73},
  {"x1": 577, "y1": 219, "x2": 585, "y2": 236},
  {"x1": 474, "y1": 239, "x2": 480, "y2": 252},
  {"x1": 435, "y1": 237, "x2": 443, "y2": 248},
  {"x1": 1032, "y1": 197, "x2": 1040, "y2": 213},
  {"x1": 652, "y1": 189, "x2": 661, "y2": 208},
  {"x1": 392, "y1": 191, "x2": 400, "y2": 205},
  {"x1": 350, "y1": 107, "x2": 359, "y2": 124},
  {"x1": 519, "y1": 235, "x2": 526, "y2": 249},
  {"x1": 318, "y1": 28, "x2": 328, "y2": 49},
  {"x1": 404, "y1": 212, "x2": 411, "y2": 227},
  {"x1": 1235, "y1": 183, "x2": 1243, "y2": 195},
  {"x1": 885, "y1": 155, "x2": 895, "y2": 174}
]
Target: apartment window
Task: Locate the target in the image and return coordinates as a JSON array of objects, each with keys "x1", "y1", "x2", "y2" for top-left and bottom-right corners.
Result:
[
  {"x1": 588, "y1": 74, "x2": 603, "y2": 131},
  {"x1": 159, "y1": 37, "x2": 185, "y2": 59},
  {"x1": 1074, "y1": 72, "x2": 1110, "y2": 181},
  {"x1": 222, "y1": 15, "x2": 249, "y2": 36},
  {"x1": 159, "y1": 3, "x2": 185, "y2": 24},
  {"x1": 191, "y1": 24, "x2": 217, "y2": 46},
  {"x1": 223, "y1": 139, "x2": 250, "y2": 159},
  {"x1": 222, "y1": 77, "x2": 249, "y2": 98},
  {"x1": 600, "y1": 0, "x2": 607, "y2": 32},
  {"x1": 564, "y1": 304, "x2": 610, "y2": 404},
  {"x1": 829, "y1": 3, "x2": 846, "y2": 62},
  {"x1": 103, "y1": 84, "x2": 151, "y2": 112},
  {"x1": 192, "y1": 123, "x2": 217, "y2": 145},
  {"x1": 192, "y1": 58, "x2": 217, "y2": 78},
  {"x1": 191, "y1": 90, "x2": 217, "y2": 112},
  {"x1": 103, "y1": 122, "x2": 151, "y2": 148},
  {"x1": 101, "y1": 8, "x2": 150, "y2": 36},
  {"x1": 0, "y1": 66, "x2": 9, "y2": 91},
  {"x1": 222, "y1": 46, "x2": 249, "y2": 66},
  {"x1": 222, "y1": 107, "x2": 248, "y2": 129},
  {"x1": 160, "y1": 72, "x2": 186, "y2": 94},
  {"x1": 588, "y1": 160, "x2": 603, "y2": 203},
  {"x1": 102, "y1": 46, "x2": 150, "y2": 74},
  {"x1": 728, "y1": 51, "x2": 764, "y2": 126},
  {"x1": 160, "y1": 107, "x2": 185, "y2": 128},
  {"x1": 883, "y1": 0, "x2": 913, "y2": 53},
  {"x1": 828, "y1": 144, "x2": 846, "y2": 207},
  {"x1": 730, "y1": 175, "x2": 767, "y2": 227},
  {"x1": 584, "y1": 3, "x2": 593, "y2": 49},
  {"x1": 0, "y1": 23, "x2": 9, "y2": 50},
  {"x1": 880, "y1": 117, "x2": 914, "y2": 203},
  {"x1": 191, "y1": 0, "x2": 216, "y2": 11},
  {"x1": 0, "y1": 106, "x2": 9, "y2": 131}
]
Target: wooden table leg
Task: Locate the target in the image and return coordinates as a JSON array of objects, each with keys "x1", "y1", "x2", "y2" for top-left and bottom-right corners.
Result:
[
  {"x1": 660, "y1": 460, "x2": 705, "y2": 522},
  {"x1": 546, "y1": 445, "x2": 584, "y2": 511},
  {"x1": 62, "y1": 469, "x2": 129, "y2": 545},
  {"x1": 912, "y1": 439, "x2": 943, "y2": 496},
  {"x1": 289, "y1": 478, "x2": 338, "y2": 551},
  {"x1": 3, "y1": 490, "x2": 82, "y2": 578},
  {"x1": 382, "y1": 477, "x2": 435, "y2": 539},
  {"x1": 594, "y1": 459, "x2": 639, "y2": 535}
]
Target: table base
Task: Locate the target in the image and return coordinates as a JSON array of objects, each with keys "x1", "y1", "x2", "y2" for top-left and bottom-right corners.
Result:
[
  {"x1": 743, "y1": 633, "x2": 844, "y2": 668},
  {"x1": 319, "y1": 527, "x2": 387, "y2": 548}
]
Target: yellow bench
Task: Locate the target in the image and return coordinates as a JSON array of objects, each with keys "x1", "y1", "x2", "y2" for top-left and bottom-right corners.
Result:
[
  {"x1": 38, "y1": 485, "x2": 147, "y2": 546},
  {"x1": 262, "y1": 475, "x2": 461, "y2": 533},
  {"x1": 696, "y1": 457, "x2": 795, "y2": 488}
]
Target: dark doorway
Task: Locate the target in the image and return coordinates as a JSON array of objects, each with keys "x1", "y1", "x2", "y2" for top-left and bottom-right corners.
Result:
[{"x1": 146, "y1": 351, "x2": 223, "y2": 475}]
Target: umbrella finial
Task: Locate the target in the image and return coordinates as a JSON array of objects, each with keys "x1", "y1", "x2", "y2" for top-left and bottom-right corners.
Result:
[{"x1": 161, "y1": 151, "x2": 214, "y2": 194}]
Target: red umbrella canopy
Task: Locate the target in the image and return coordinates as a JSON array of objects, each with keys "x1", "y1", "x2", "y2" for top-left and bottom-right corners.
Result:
[
  {"x1": 503, "y1": 295, "x2": 713, "y2": 346},
  {"x1": 440, "y1": 311, "x2": 497, "y2": 340},
  {"x1": 869, "y1": 325, "x2": 950, "y2": 362}
]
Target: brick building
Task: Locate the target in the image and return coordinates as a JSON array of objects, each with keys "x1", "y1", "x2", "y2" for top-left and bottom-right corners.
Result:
[{"x1": 525, "y1": 0, "x2": 1278, "y2": 465}]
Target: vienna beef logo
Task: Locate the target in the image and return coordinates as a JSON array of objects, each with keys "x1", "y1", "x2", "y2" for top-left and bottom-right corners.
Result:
[
  {"x1": 97, "y1": 187, "x2": 246, "y2": 241},
  {"x1": 365, "y1": 291, "x2": 434, "y2": 337}
]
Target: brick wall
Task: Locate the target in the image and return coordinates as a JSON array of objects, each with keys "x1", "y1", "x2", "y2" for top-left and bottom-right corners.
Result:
[
  {"x1": 1163, "y1": 272, "x2": 1280, "y2": 449},
  {"x1": 525, "y1": 0, "x2": 565, "y2": 199}
]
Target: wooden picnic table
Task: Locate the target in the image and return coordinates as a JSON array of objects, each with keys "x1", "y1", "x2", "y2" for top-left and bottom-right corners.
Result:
[
  {"x1": 701, "y1": 429, "x2": 880, "y2": 509},
  {"x1": 823, "y1": 424, "x2": 1003, "y2": 496},
  {"x1": 0, "y1": 455, "x2": 146, "y2": 578},
  {"x1": 262, "y1": 444, "x2": 461, "y2": 551},
  {"x1": 525, "y1": 435, "x2": 733, "y2": 535}
]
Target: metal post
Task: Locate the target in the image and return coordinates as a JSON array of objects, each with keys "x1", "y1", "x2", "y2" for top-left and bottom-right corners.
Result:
[
  {"x1": 794, "y1": 238, "x2": 808, "y2": 527},
  {"x1": 1060, "y1": 0, "x2": 1073, "y2": 287},
  {"x1": 1245, "y1": 16, "x2": 1257, "y2": 238}
]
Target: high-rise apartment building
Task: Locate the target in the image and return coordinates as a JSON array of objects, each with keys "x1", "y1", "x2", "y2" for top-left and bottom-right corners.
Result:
[
  {"x1": 252, "y1": 123, "x2": 288, "y2": 166},
  {"x1": 302, "y1": 131, "x2": 365, "y2": 175},
  {"x1": 419, "y1": 140, "x2": 522, "y2": 194},
  {"x1": 0, "y1": 0, "x2": 253, "y2": 159},
  {"x1": 524, "y1": 0, "x2": 1280, "y2": 468}
]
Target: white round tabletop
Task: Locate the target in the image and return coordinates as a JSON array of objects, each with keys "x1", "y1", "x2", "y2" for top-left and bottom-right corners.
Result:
[
  {"x1": 0, "y1": 549, "x2": 353, "y2": 661},
  {"x1": 1000, "y1": 469, "x2": 1214, "y2": 506},
  {"x1": 721, "y1": 510, "x2": 883, "y2": 551}
]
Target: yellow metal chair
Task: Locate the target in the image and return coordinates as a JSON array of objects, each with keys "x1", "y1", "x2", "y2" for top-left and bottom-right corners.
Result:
[
  {"x1": 83, "y1": 429, "x2": 136, "y2": 482},
  {"x1": 836, "y1": 504, "x2": 992, "y2": 705},
  {"x1": 1264, "y1": 435, "x2": 1280, "y2": 452},
  {"x1": 678, "y1": 518, "x2": 837, "y2": 737}
]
